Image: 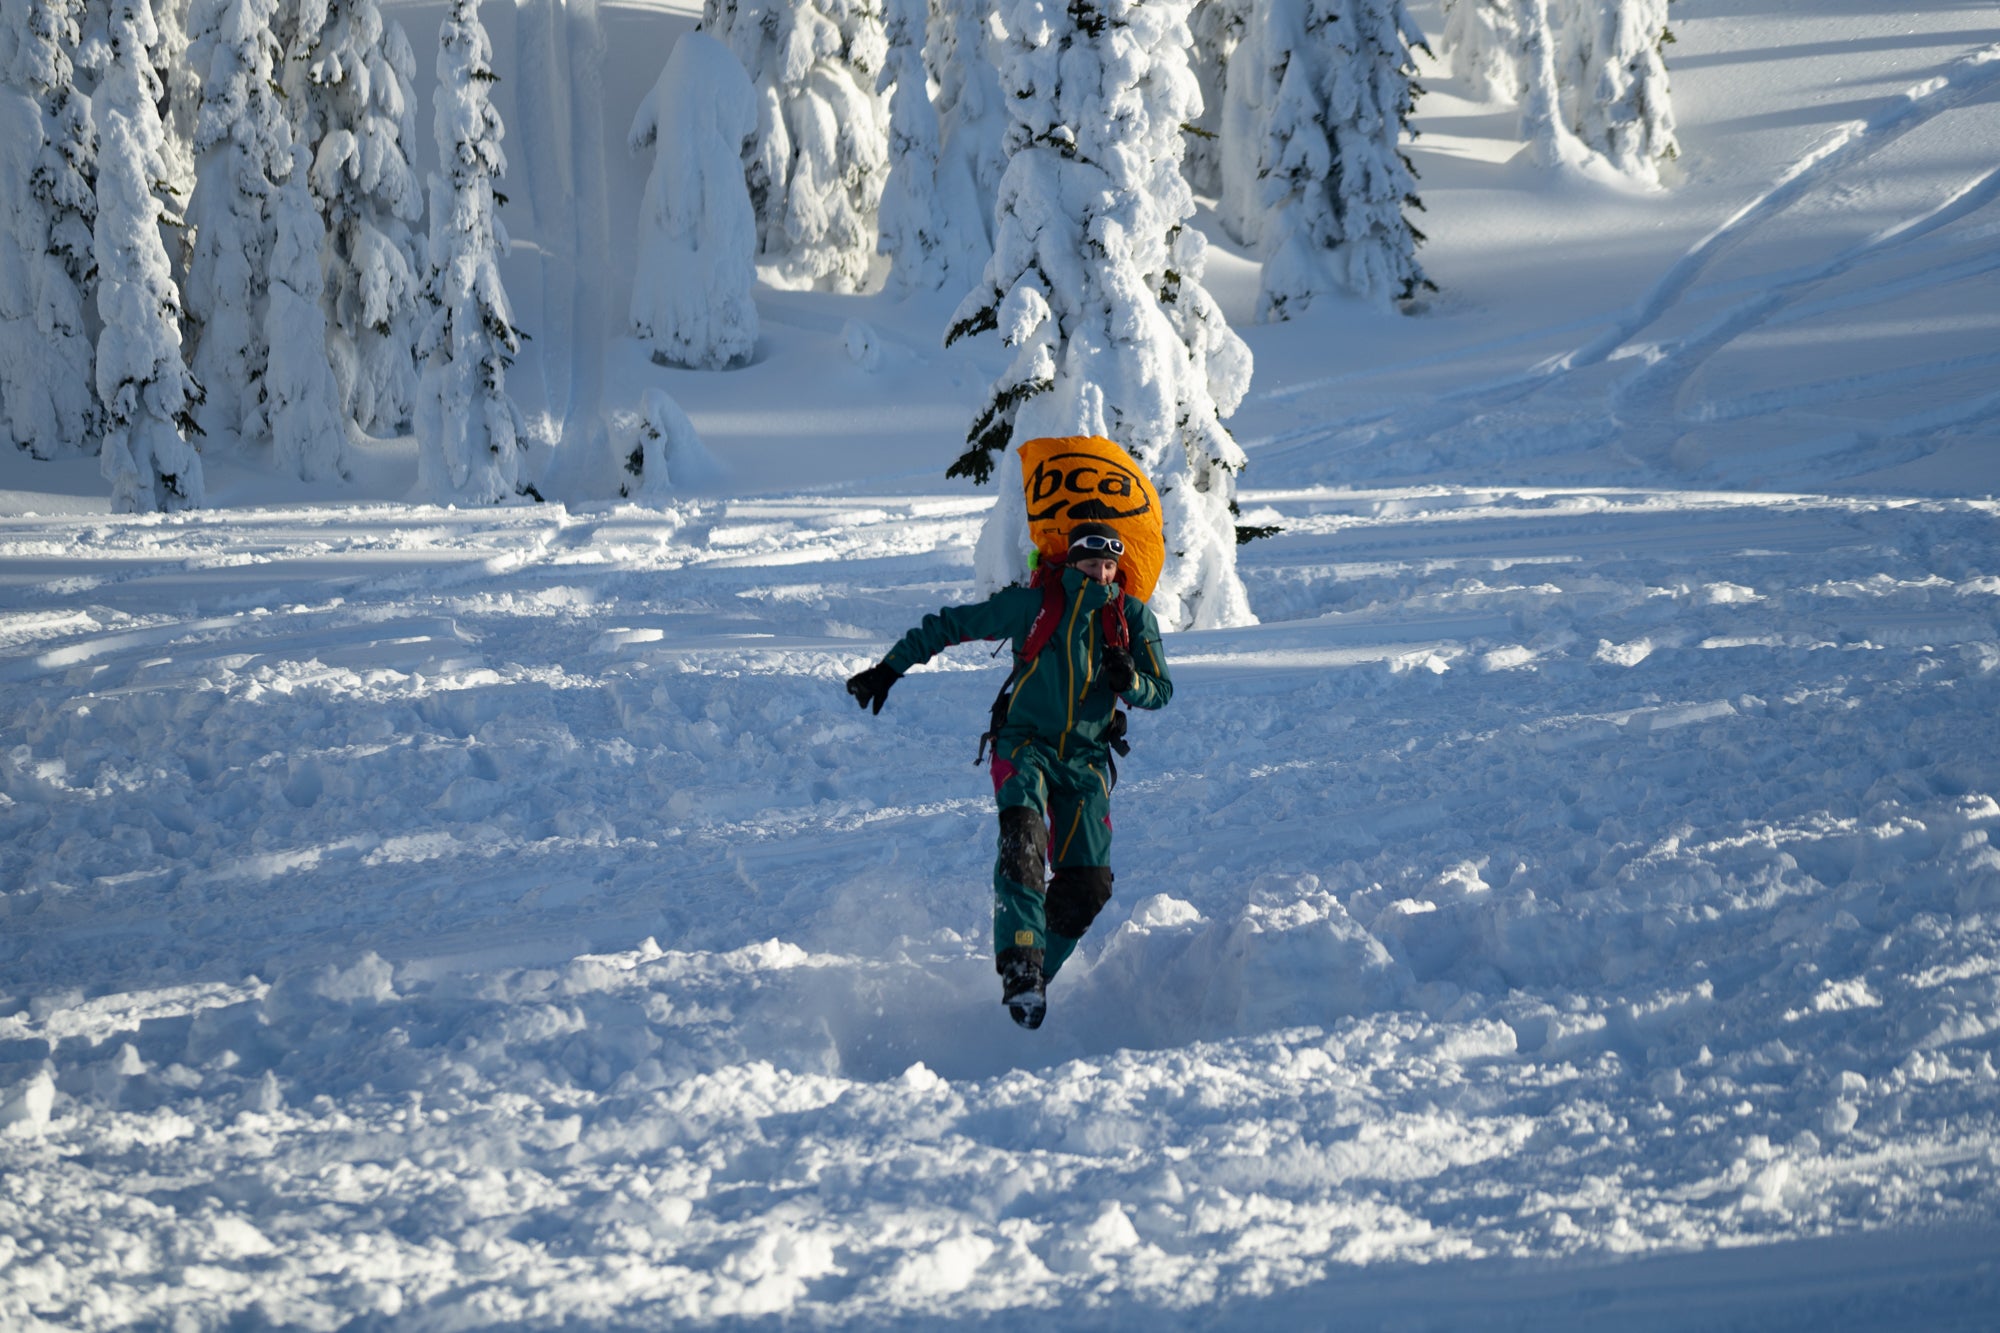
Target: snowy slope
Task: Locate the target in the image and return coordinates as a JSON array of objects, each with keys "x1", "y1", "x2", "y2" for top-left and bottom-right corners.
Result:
[{"x1": 3, "y1": 1, "x2": 2000, "y2": 1328}]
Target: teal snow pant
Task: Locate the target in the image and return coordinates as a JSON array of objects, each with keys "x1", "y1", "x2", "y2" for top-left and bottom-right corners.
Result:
[{"x1": 990, "y1": 736, "x2": 1115, "y2": 980}]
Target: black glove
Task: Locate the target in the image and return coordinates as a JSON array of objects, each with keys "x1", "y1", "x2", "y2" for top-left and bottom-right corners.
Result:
[
  {"x1": 846, "y1": 663, "x2": 900, "y2": 715},
  {"x1": 1102, "y1": 646, "x2": 1136, "y2": 695}
]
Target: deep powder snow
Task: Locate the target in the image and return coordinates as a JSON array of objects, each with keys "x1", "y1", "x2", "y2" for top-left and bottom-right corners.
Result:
[{"x1": 2, "y1": 1, "x2": 1999, "y2": 1328}]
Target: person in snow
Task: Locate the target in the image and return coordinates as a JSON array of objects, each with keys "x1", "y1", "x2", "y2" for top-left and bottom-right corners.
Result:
[{"x1": 844, "y1": 521, "x2": 1173, "y2": 1029}]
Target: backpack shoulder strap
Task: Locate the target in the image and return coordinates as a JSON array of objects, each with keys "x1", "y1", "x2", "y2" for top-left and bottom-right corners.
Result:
[
  {"x1": 1018, "y1": 564, "x2": 1069, "y2": 664},
  {"x1": 1101, "y1": 588, "x2": 1129, "y2": 651},
  {"x1": 977, "y1": 567, "x2": 1067, "y2": 765}
]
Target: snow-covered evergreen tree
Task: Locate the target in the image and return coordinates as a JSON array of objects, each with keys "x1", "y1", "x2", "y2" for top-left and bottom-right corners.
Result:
[
  {"x1": 1212, "y1": 0, "x2": 1275, "y2": 249},
  {"x1": 702, "y1": 0, "x2": 891, "y2": 292},
  {"x1": 286, "y1": 0, "x2": 426, "y2": 435},
  {"x1": 416, "y1": 0, "x2": 528, "y2": 504},
  {"x1": 0, "y1": 0, "x2": 98, "y2": 458},
  {"x1": 924, "y1": 0, "x2": 1008, "y2": 280},
  {"x1": 875, "y1": 0, "x2": 962, "y2": 292},
  {"x1": 1251, "y1": 0, "x2": 1434, "y2": 318},
  {"x1": 264, "y1": 145, "x2": 348, "y2": 479},
  {"x1": 1442, "y1": 0, "x2": 1676, "y2": 182},
  {"x1": 155, "y1": 0, "x2": 202, "y2": 276},
  {"x1": 946, "y1": 0, "x2": 1255, "y2": 631},
  {"x1": 95, "y1": 0, "x2": 206, "y2": 511},
  {"x1": 184, "y1": 0, "x2": 290, "y2": 451},
  {"x1": 1183, "y1": 0, "x2": 1247, "y2": 198},
  {"x1": 1441, "y1": 0, "x2": 1518, "y2": 101},
  {"x1": 1515, "y1": 0, "x2": 1590, "y2": 170},
  {"x1": 628, "y1": 30, "x2": 759, "y2": 369},
  {"x1": 623, "y1": 387, "x2": 724, "y2": 499},
  {"x1": 1549, "y1": 0, "x2": 1591, "y2": 111},
  {"x1": 1215, "y1": 2, "x2": 1282, "y2": 257},
  {"x1": 1567, "y1": 0, "x2": 1676, "y2": 180}
]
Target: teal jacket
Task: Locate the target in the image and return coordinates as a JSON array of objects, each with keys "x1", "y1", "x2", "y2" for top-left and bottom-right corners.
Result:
[{"x1": 883, "y1": 567, "x2": 1172, "y2": 760}]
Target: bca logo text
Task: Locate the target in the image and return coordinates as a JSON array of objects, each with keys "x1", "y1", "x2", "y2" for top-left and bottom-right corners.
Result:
[{"x1": 1027, "y1": 453, "x2": 1153, "y2": 523}]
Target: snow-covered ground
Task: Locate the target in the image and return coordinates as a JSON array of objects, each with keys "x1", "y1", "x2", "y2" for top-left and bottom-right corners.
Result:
[{"x1": 4, "y1": 2, "x2": 2000, "y2": 1328}]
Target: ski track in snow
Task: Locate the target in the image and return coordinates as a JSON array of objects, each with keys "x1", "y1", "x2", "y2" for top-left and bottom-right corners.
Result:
[
  {"x1": 1247, "y1": 39, "x2": 2000, "y2": 489},
  {"x1": 1554, "y1": 42, "x2": 2000, "y2": 378},
  {"x1": 3, "y1": 483, "x2": 2000, "y2": 1327},
  {"x1": 1612, "y1": 165, "x2": 2000, "y2": 417}
]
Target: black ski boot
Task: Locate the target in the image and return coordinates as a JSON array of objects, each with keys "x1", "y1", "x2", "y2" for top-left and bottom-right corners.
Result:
[{"x1": 998, "y1": 948, "x2": 1046, "y2": 1030}]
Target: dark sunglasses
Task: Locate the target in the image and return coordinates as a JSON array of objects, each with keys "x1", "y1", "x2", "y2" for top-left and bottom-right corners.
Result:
[{"x1": 1070, "y1": 533, "x2": 1124, "y2": 556}]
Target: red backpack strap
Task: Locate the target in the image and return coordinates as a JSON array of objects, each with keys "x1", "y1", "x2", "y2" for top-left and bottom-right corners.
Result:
[
  {"x1": 979, "y1": 567, "x2": 1068, "y2": 766},
  {"x1": 1102, "y1": 590, "x2": 1133, "y2": 771},
  {"x1": 1101, "y1": 589, "x2": 1129, "y2": 651},
  {"x1": 1019, "y1": 563, "x2": 1068, "y2": 663}
]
